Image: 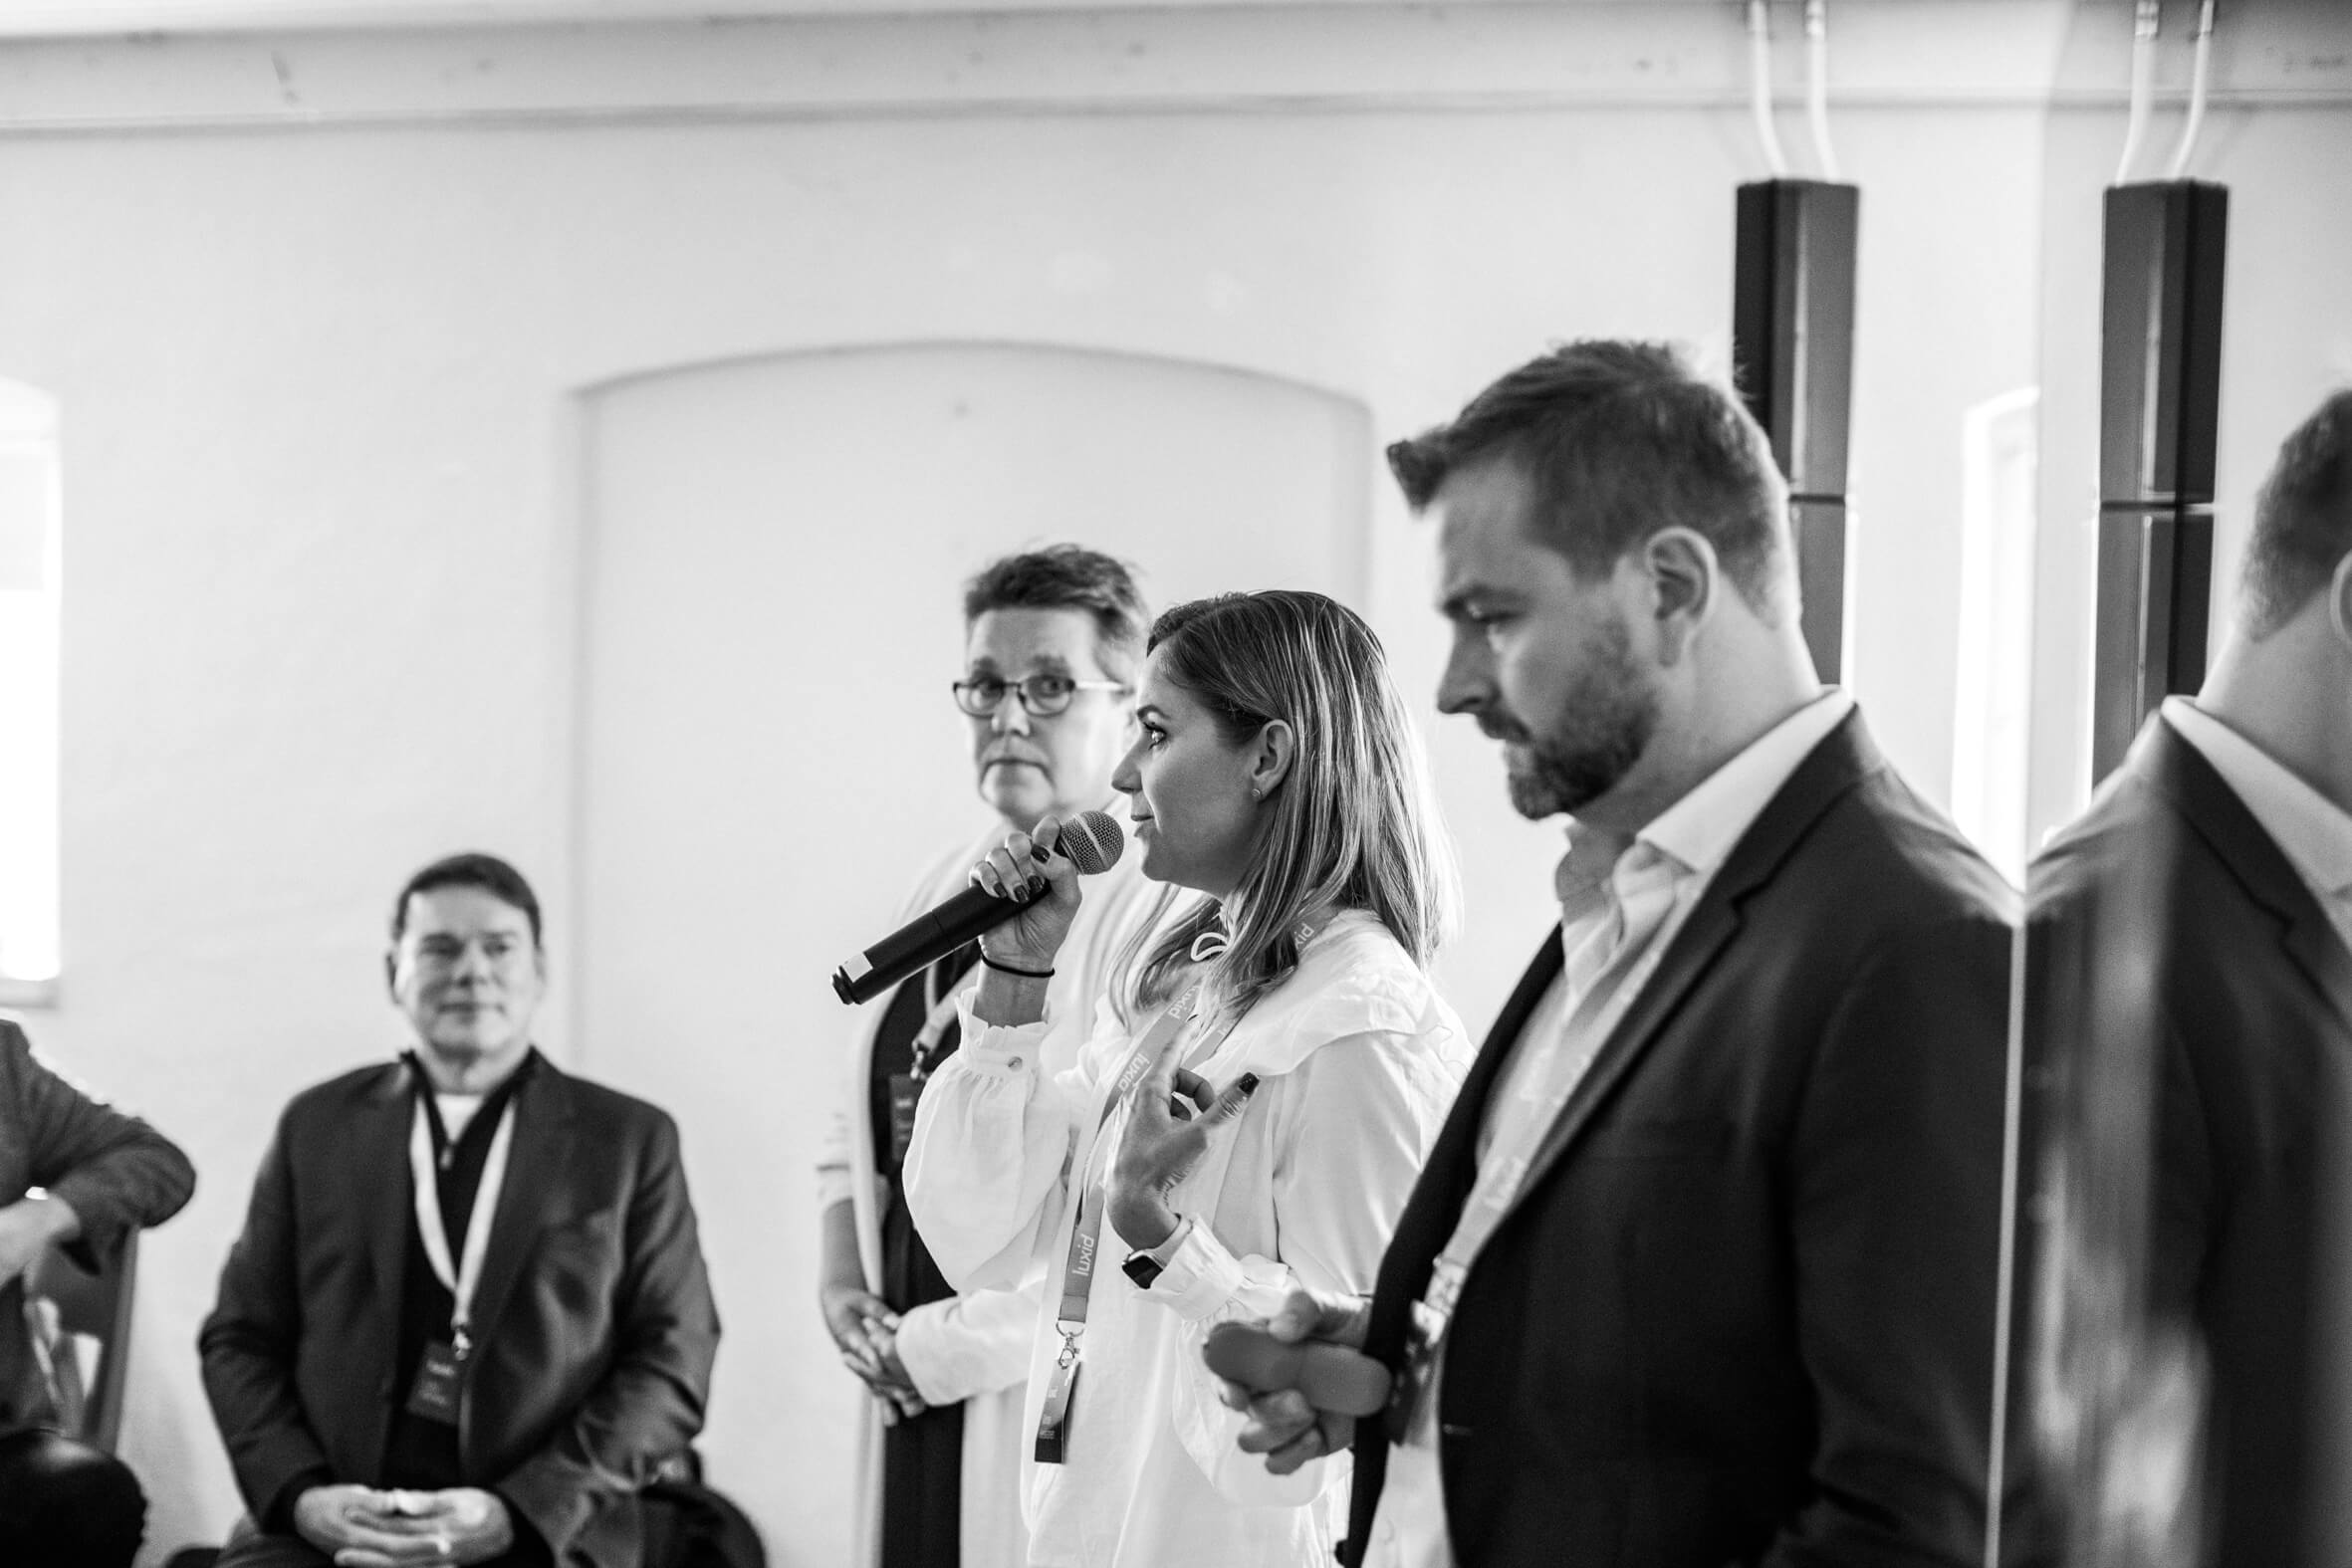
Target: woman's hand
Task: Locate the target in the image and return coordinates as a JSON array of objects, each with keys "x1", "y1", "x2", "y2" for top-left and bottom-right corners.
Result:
[
  {"x1": 1106, "y1": 1028, "x2": 1259, "y2": 1251},
  {"x1": 971, "y1": 816, "x2": 1084, "y2": 973},
  {"x1": 820, "y1": 1279, "x2": 897, "y2": 1382}
]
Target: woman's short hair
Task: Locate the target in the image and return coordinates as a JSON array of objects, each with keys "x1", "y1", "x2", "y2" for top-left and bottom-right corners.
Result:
[
  {"x1": 1386, "y1": 339, "x2": 1794, "y2": 621},
  {"x1": 963, "y1": 545, "x2": 1150, "y2": 681},
  {"x1": 1114, "y1": 590, "x2": 1457, "y2": 1026},
  {"x1": 2239, "y1": 388, "x2": 2352, "y2": 641}
]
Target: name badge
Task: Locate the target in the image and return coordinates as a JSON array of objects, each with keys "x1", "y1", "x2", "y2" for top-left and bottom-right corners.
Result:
[
  {"x1": 404, "y1": 1339, "x2": 465, "y2": 1425},
  {"x1": 1034, "y1": 1356, "x2": 1081, "y2": 1464},
  {"x1": 887, "y1": 1073, "x2": 924, "y2": 1166},
  {"x1": 1383, "y1": 1299, "x2": 1449, "y2": 1446}
]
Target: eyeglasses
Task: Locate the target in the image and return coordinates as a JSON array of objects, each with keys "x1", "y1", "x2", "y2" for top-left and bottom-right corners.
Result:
[{"x1": 951, "y1": 673, "x2": 1127, "y2": 718}]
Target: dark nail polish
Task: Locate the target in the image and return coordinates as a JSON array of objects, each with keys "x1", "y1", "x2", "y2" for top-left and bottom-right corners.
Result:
[{"x1": 1239, "y1": 1073, "x2": 1260, "y2": 1094}]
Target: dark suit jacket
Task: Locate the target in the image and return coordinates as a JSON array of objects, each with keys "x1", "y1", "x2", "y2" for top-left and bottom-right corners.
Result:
[
  {"x1": 1346, "y1": 711, "x2": 2016, "y2": 1568},
  {"x1": 200, "y1": 1053, "x2": 721, "y2": 1567},
  {"x1": 2024, "y1": 715, "x2": 2352, "y2": 1566},
  {"x1": 0, "y1": 1018, "x2": 196, "y2": 1437}
]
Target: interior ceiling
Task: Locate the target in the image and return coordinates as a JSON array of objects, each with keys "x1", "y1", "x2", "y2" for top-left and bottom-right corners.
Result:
[{"x1": 0, "y1": 0, "x2": 2011, "y2": 41}]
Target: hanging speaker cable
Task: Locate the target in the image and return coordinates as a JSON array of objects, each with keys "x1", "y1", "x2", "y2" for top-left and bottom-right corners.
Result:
[
  {"x1": 2165, "y1": 0, "x2": 2219, "y2": 181},
  {"x1": 1749, "y1": 0, "x2": 1790, "y2": 178},
  {"x1": 2114, "y1": 0, "x2": 2162, "y2": 185},
  {"x1": 1803, "y1": 0, "x2": 1842, "y2": 181}
]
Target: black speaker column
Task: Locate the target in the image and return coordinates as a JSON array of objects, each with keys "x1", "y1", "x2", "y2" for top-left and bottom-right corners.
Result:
[
  {"x1": 2092, "y1": 180, "x2": 2227, "y2": 784},
  {"x1": 1733, "y1": 178, "x2": 1859, "y2": 682}
]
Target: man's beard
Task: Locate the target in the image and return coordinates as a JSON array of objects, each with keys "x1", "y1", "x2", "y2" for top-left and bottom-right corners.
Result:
[{"x1": 1498, "y1": 618, "x2": 1659, "y2": 820}]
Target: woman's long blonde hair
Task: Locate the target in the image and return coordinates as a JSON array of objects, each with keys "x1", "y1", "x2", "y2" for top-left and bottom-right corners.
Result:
[{"x1": 1110, "y1": 590, "x2": 1458, "y2": 1031}]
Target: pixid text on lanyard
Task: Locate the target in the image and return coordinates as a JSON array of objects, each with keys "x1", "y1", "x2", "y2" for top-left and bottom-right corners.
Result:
[
  {"x1": 1036, "y1": 984, "x2": 1204, "y2": 1462},
  {"x1": 408, "y1": 1089, "x2": 518, "y2": 1362},
  {"x1": 1033, "y1": 910, "x2": 1326, "y2": 1463}
]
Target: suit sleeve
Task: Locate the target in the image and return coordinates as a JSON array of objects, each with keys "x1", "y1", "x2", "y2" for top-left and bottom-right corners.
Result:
[
  {"x1": 6, "y1": 1022, "x2": 195, "y2": 1266},
  {"x1": 199, "y1": 1105, "x2": 339, "y2": 1521},
  {"x1": 495, "y1": 1108, "x2": 720, "y2": 1556},
  {"x1": 1762, "y1": 912, "x2": 2011, "y2": 1568}
]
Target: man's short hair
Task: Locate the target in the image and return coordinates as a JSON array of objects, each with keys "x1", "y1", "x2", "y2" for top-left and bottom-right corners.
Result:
[
  {"x1": 390, "y1": 852, "x2": 544, "y2": 948},
  {"x1": 1387, "y1": 339, "x2": 1793, "y2": 619},
  {"x1": 2239, "y1": 388, "x2": 2352, "y2": 641},
  {"x1": 963, "y1": 545, "x2": 1149, "y2": 679}
]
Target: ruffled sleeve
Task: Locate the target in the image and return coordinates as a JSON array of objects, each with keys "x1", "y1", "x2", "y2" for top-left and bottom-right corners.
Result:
[{"x1": 903, "y1": 993, "x2": 1108, "y2": 1293}]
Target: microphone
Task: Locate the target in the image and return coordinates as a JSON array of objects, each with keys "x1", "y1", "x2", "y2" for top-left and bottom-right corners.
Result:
[{"x1": 831, "y1": 810, "x2": 1126, "y2": 1006}]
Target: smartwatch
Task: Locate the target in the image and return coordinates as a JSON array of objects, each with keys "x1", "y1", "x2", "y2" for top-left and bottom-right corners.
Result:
[{"x1": 1121, "y1": 1216, "x2": 1190, "y2": 1288}]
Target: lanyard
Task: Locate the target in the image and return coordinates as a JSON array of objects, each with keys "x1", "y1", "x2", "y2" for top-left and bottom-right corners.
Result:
[
  {"x1": 1033, "y1": 909, "x2": 1332, "y2": 1461},
  {"x1": 407, "y1": 1095, "x2": 517, "y2": 1358},
  {"x1": 911, "y1": 947, "x2": 979, "y2": 1080},
  {"x1": 1034, "y1": 986, "x2": 1204, "y2": 1462},
  {"x1": 1419, "y1": 898, "x2": 1682, "y2": 1332}
]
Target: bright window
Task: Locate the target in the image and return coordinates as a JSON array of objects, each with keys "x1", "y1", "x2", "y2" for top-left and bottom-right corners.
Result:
[
  {"x1": 0, "y1": 379, "x2": 62, "y2": 1004},
  {"x1": 1950, "y1": 387, "x2": 2040, "y2": 889}
]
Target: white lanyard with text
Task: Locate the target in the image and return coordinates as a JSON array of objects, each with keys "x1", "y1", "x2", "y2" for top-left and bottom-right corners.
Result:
[
  {"x1": 1034, "y1": 985, "x2": 1201, "y2": 1463},
  {"x1": 1033, "y1": 911, "x2": 1329, "y2": 1463},
  {"x1": 1413, "y1": 911, "x2": 1680, "y2": 1353},
  {"x1": 407, "y1": 1094, "x2": 518, "y2": 1362}
]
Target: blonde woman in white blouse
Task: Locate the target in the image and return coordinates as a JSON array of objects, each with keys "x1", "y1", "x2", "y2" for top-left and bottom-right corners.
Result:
[{"x1": 906, "y1": 589, "x2": 1472, "y2": 1568}]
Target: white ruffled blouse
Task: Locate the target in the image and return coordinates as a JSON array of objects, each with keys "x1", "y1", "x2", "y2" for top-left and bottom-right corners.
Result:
[{"x1": 905, "y1": 909, "x2": 1472, "y2": 1567}]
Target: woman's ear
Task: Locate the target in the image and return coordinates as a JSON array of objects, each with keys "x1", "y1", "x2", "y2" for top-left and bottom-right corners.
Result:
[{"x1": 1249, "y1": 719, "x2": 1296, "y2": 801}]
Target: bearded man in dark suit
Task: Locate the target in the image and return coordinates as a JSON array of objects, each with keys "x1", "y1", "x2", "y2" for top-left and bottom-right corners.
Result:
[
  {"x1": 1225, "y1": 340, "x2": 2017, "y2": 1568},
  {"x1": 202, "y1": 852, "x2": 720, "y2": 1568}
]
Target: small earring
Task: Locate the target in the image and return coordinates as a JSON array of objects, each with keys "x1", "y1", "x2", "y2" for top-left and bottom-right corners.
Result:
[{"x1": 1251, "y1": 784, "x2": 1263, "y2": 799}]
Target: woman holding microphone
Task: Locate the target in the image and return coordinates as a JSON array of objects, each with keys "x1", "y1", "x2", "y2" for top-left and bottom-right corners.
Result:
[{"x1": 906, "y1": 589, "x2": 1470, "y2": 1566}]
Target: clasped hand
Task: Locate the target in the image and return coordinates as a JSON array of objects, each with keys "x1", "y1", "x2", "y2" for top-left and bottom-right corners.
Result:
[
  {"x1": 1215, "y1": 1288, "x2": 1374, "y2": 1475},
  {"x1": 293, "y1": 1484, "x2": 514, "y2": 1567},
  {"x1": 821, "y1": 1282, "x2": 929, "y2": 1424}
]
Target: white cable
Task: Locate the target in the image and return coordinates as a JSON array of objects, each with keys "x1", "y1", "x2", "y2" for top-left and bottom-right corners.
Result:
[
  {"x1": 1749, "y1": 0, "x2": 1789, "y2": 178},
  {"x1": 2114, "y1": 0, "x2": 2161, "y2": 186},
  {"x1": 2165, "y1": 0, "x2": 2218, "y2": 181},
  {"x1": 1803, "y1": 0, "x2": 1842, "y2": 181}
]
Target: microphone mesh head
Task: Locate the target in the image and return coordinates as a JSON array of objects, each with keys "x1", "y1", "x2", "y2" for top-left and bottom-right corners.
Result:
[{"x1": 1059, "y1": 810, "x2": 1125, "y2": 876}]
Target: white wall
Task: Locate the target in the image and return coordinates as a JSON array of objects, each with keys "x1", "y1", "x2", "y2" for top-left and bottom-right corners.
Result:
[
  {"x1": 2022, "y1": 15, "x2": 2352, "y2": 844},
  {"x1": 2, "y1": 2, "x2": 2331, "y2": 1559}
]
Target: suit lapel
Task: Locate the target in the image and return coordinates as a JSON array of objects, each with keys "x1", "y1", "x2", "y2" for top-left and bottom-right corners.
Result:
[
  {"x1": 358, "y1": 1065, "x2": 417, "y2": 1316},
  {"x1": 465, "y1": 1058, "x2": 578, "y2": 1354},
  {"x1": 2141, "y1": 719, "x2": 2352, "y2": 1039},
  {"x1": 1366, "y1": 933, "x2": 1561, "y2": 1361},
  {"x1": 1492, "y1": 712, "x2": 1883, "y2": 1232}
]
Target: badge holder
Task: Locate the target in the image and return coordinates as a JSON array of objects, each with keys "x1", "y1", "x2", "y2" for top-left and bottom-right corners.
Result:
[{"x1": 405, "y1": 1328, "x2": 470, "y2": 1425}]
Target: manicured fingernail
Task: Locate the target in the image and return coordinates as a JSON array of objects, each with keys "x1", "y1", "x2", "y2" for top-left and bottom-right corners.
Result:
[{"x1": 1239, "y1": 1073, "x2": 1260, "y2": 1094}]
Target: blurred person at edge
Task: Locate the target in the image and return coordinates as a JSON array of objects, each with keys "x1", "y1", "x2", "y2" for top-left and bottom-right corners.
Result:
[
  {"x1": 0, "y1": 1019, "x2": 195, "y2": 1568},
  {"x1": 905, "y1": 588, "x2": 1472, "y2": 1566},
  {"x1": 2026, "y1": 388, "x2": 2352, "y2": 1567},
  {"x1": 816, "y1": 546, "x2": 1164, "y2": 1568}
]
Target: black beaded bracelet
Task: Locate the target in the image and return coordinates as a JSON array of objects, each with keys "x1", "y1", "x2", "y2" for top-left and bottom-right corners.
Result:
[{"x1": 981, "y1": 952, "x2": 1056, "y2": 980}]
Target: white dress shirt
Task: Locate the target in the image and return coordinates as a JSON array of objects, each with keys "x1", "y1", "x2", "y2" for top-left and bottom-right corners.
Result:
[
  {"x1": 2162, "y1": 698, "x2": 2352, "y2": 960},
  {"x1": 906, "y1": 910, "x2": 1472, "y2": 1567},
  {"x1": 1365, "y1": 689, "x2": 1858, "y2": 1568}
]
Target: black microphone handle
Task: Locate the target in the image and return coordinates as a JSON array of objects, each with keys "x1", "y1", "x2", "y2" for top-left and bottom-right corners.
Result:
[{"x1": 831, "y1": 878, "x2": 1034, "y2": 1005}]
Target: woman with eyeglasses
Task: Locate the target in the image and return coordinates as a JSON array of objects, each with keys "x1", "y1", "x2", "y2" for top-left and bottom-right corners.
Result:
[
  {"x1": 816, "y1": 546, "x2": 1166, "y2": 1568},
  {"x1": 906, "y1": 589, "x2": 1471, "y2": 1566}
]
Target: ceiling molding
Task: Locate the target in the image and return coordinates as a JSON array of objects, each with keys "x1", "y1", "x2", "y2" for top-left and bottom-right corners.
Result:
[{"x1": 0, "y1": 2, "x2": 2344, "y2": 133}]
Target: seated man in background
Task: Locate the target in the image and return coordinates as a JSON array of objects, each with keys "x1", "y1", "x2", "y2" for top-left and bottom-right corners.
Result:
[
  {"x1": 201, "y1": 852, "x2": 723, "y2": 1568},
  {"x1": 0, "y1": 1016, "x2": 196, "y2": 1568}
]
